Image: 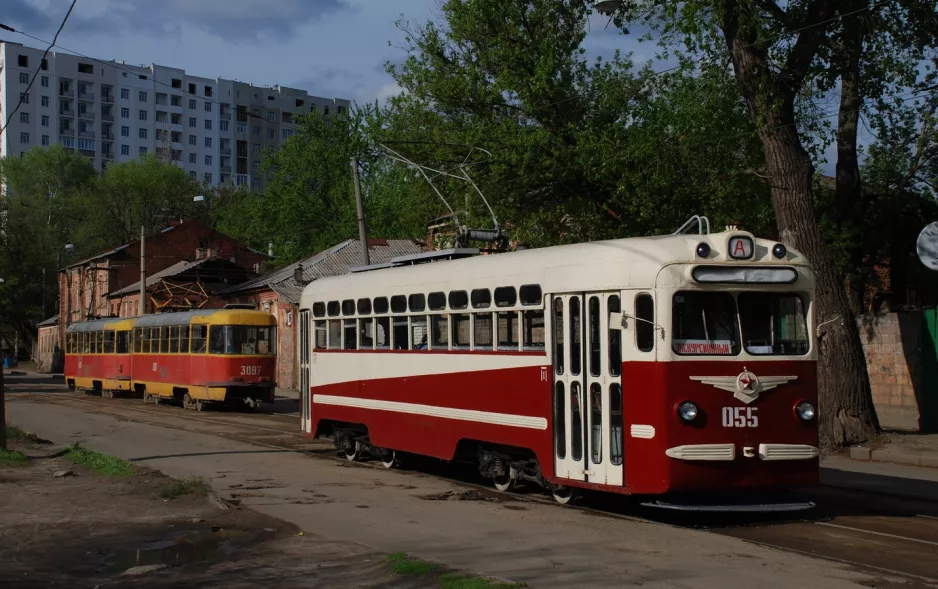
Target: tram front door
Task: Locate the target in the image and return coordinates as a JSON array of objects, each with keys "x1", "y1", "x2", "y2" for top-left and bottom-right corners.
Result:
[{"x1": 551, "y1": 292, "x2": 624, "y2": 486}]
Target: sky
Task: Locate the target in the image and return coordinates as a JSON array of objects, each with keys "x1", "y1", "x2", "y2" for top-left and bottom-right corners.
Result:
[{"x1": 1, "y1": 0, "x2": 650, "y2": 105}]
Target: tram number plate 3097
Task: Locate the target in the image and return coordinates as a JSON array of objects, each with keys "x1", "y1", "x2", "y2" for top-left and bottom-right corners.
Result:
[{"x1": 721, "y1": 406, "x2": 758, "y2": 428}]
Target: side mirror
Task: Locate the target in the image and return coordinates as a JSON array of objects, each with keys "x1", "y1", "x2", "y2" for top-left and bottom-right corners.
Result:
[{"x1": 609, "y1": 312, "x2": 625, "y2": 330}]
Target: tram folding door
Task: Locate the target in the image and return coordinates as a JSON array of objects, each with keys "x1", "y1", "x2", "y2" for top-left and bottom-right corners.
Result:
[
  {"x1": 298, "y1": 310, "x2": 311, "y2": 433},
  {"x1": 551, "y1": 293, "x2": 624, "y2": 486}
]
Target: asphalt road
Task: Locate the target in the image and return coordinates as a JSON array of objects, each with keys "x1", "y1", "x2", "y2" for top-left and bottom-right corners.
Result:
[{"x1": 6, "y1": 386, "x2": 938, "y2": 588}]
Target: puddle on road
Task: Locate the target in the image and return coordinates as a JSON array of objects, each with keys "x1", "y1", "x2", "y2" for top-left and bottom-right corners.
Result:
[{"x1": 106, "y1": 529, "x2": 249, "y2": 572}]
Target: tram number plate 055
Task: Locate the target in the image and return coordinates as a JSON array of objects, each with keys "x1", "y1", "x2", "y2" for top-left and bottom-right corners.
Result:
[
  {"x1": 240, "y1": 365, "x2": 261, "y2": 376},
  {"x1": 721, "y1": 406, "x2": 758, "y2": 428}
]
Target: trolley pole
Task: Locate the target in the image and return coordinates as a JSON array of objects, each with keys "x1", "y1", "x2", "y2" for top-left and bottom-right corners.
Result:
[
  {"x1": 351, "y1": 157, "x2": 370, "y2": 267},
  {"x1": 139, "y1": 225, "x2": 146, "y2": 316}
]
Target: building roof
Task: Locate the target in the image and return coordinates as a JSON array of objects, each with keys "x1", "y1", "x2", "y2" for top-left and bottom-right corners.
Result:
[
  {"x1": 220, "y1": 238, "x2": 423, "y2": 305},
  {"x1": 108, "y1": 257, "x2": 257, "y2": 298},
  {"x1": 37, "y1": 316, "x2": 59, "y2": 328}
]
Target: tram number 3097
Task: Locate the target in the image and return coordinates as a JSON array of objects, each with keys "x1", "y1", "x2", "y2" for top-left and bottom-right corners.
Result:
[
  {"x1": 722, "y1": 406, "x2": 758, "y2": 428},
  {"x1": 240, "y1": 365, "x2": 262, "y2": 376}
]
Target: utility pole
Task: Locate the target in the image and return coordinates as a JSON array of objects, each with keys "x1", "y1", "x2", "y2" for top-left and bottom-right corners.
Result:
[
  {"x1": 351, "y1": 157, "x2": 369, "y2": 267},
  {"x1": 0, "y1": 327, "x2": 5, "y2": 450},
  {"x1": 139, "y1": 225, "x2": 146, "y2": 316}
]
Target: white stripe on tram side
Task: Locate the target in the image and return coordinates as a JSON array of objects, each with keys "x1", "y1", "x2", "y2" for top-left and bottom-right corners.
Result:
[{"x1": 312, "y1": 394, "x2": 549, "y2": 431}]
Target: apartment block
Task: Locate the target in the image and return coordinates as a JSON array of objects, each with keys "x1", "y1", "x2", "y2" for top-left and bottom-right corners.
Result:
[{"x1": 0, "y1": 40, "x2": 350, "y2": 189}]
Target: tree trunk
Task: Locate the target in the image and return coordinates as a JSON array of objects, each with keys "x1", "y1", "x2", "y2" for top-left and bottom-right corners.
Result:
[{"x1": 722, "y1": 12, "x2": 879, "y2": 449}]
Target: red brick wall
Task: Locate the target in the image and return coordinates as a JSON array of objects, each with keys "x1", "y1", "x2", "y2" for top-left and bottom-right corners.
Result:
[{"x1": 858, "y1": 312, "x2": 925, "y2": 431}]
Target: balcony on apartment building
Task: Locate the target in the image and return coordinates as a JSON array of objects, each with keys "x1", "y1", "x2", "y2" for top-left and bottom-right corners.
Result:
[
  {"x1": 101, "y1": 112, "x2": 114, "y2": 122},
  {"x1": 101, "y1": 131, "x2": 114, "y2": 141},
  {"x1": 220, "y1": 146, "x2": 232, "y2": 156},
  {"x1": 59, "y1": 86, "x2": 74, "y2": 98},
  {"x1": 78, "y1": 129, "x2": 96, "y2": 139},
  {"x1": 101, "y1": 93, "x2": 114, "y2": 104},
  {"x1": 59, "y1": 127, "x2": 75, "y2": 136},
  {"x1": 220, "y1": 110, "x2": 232, "y2": 120},
  {"x1": 78, "y1": 90, "x2": 95, "y2": 102},
  {"x1": 220, "y1": 165, "x2": 232, "y2": 174},
  {"x1": 59, "y1": 108, "x2": 75, "y2": 118},
  {"x1": 77, "y1": 108, "x2": 96, "y2": 121}
]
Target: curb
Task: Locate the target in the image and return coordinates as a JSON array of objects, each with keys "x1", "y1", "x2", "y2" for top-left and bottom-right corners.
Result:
[{"x1": 848, "y1": 445, "x2": 938, "y2": 469}]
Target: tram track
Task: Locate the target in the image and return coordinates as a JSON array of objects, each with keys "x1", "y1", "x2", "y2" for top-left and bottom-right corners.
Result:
[{"x1": 10, "y1": 389, "x2": 938, "y2": 587}]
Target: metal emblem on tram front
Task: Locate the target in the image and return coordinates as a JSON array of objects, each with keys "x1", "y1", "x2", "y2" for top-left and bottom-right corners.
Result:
[{"x1": 689, "y1": 368, "x2": 797, "y2": 404}]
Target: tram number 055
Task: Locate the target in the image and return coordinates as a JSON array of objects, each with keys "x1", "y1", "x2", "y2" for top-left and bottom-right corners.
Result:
[
  {"x1": 722, "y1": 406, "x2": 758, "y2": 428},
  {"x1": 240, "y1": 365, "x2": 261, "y2": 376}
]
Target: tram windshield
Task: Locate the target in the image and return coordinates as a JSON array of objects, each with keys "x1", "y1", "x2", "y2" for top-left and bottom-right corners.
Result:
[
  {"x1": 209, "y1": 325, "x2": 276, "y2": 355},
  {"x1": 672, "y1": 291, "x2": 808, "y2": 356}
]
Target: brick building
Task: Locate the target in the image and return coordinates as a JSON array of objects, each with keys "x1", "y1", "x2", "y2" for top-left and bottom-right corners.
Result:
[
  {"x1": 55, "y1": 218, "x2": 267, "y2": 342},
  {"x1": 220, "y1": 239, "x2": 423, "y2": 391}
]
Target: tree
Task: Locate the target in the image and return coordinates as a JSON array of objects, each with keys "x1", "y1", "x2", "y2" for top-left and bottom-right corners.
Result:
[
  {"x1": 73, "y1": 155, "x2": 202, "y2": 251},
  {"x1": 216, "y1": 106, "x2": 440, "y2": 264},
  {"x1": 383, "y1": 0, "x2": 774, "y2": 246},
  {"x1": 0, "y1": 145, "x2": 96, "y2": 334},
  {"x1": 604, "y1": 0, "x2": 938, "y2": 447}
]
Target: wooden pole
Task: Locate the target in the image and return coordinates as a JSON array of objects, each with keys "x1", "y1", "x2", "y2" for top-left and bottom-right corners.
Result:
[
  {"x1": 139, "y1": 225, "x2": 146, "y2": 316},
  {"x1": 351, "y1": 158, "x2": 370, "y2": 267}
]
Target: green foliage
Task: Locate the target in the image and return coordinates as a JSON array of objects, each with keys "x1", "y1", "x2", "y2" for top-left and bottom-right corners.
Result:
[
  {"x1": 0, "y1": 448, "x2": 29, "y2": 467},
  {"x1": 214, "y1": 107, "x2": 439, "y2": 264},
  {"x1": 386, "y1": 552, "x2": 439, "y2": 576},
  {"x1": 4, "y1": 424, "x2": 30, "y2": 441},
  {"x1": 159, "y1": 476, "x2": 209, "y2": 499},
  {"x1": 382, "y1": 0, "x2": 773, "y2": 247},
  {"x1": 73, "y1": 155, "x2": 203, "y2": 252},
  {"x1": 64, "y1": 444, "x2": 133, "y2": 476}
]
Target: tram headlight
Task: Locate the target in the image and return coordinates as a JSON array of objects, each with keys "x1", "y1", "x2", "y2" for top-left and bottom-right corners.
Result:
[
  {"x1": 772, "y1": 243, "x2": 787, "y2": 259},
  {"x1": 795, "y1": 401, "x2": 816, "y2": 421},
  {"x1": 696, "y1": 242, "x2": 711, "y2": 258},
  {"x1": 677, "y1": 401, "x2": 699, "y2": 422}
]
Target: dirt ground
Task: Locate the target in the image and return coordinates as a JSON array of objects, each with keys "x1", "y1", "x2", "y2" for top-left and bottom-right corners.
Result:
[{"x1": 0, "y1": 437, "x2": 440, "y2": 589}]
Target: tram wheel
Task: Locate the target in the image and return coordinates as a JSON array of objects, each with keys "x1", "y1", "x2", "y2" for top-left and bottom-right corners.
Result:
[
  {"x1": 493, "y1": 473, "x2": 516, "y2": 493},
  {"x1": 183, "y1": 393, "x2": 193, "y2": 410},
  {"x1": 551, "y1": 485, "x2": 577, "y2": 505},
  {"x1": 378, "y1": 449, "x2": 397, "y2": 469},
  {"x1": 102, "y1": 389, "x2": 113, "y2": 399},
  {"x1": 153, "y1": 395, "x2": 161, "y2": 406},
  {"x1": 195, "y1": 399, "x2": 205, "y2": 412},
  {"x1": 343, "y1": 440, "x2": 362, "y2": 462}
]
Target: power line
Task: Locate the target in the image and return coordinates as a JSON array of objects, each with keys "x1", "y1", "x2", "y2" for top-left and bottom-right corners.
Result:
[
  {"x1": 0, "y1": 0, "x2": 78, "y2": 137},
  {"x1": 0, "y1": 26, "x2": 347, "y2": 133}
]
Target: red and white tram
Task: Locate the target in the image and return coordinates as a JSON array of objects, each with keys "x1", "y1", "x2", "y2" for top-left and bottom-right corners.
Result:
[{"x1": 297, "y1": 226, "x2": 819, "y2": 508}]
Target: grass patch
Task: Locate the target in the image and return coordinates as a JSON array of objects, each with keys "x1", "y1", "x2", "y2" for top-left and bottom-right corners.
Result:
[
  {"x1": 438, "y1": 574, "x2": 525, "y2": 589},
  {"x1": 159, "y1": 477, "x2": 209, "y2": 500},
  {"x1": 386, "y1": 553, "x2": 524, "y2": 588},
  {"x1": 4, "y1": 424, "x2": 29, "y2": 440},
  {"x1": 387, "y1": 552, "x2": 439, "y2": 576},
  {"x1": 0, "y1": 448, "x2": 29, "y2": 467},
  {"x1": 64, "y1": 444, "x2": 133, "y2": 476}
]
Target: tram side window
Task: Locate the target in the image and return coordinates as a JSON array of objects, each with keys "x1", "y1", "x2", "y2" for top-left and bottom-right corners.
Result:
[
  {"x1": 474, "y1": 313, "x2": 493, "y2": 350},
  {"x1": 358, "y1": 318, "x2": 374, "y2": 349},
  {"x1": 160, "y1": 326, "x2": 171, "y2": 354},
  {"x1": 103, "y1": 330, "x2": 115, "y2": 354},
  {"x1": 390, "y1": 295, "x2": 407, "y2": 313},
  {"x1": 149, "y1": 328, "x2": 160, "y2": 354},
  {"x1": 192, "y1": 326, "x2": 207, "y2": 353},
  {"x1": 327, "y1": 301, "x2": 340, "y2": 317},
  {"x1": 314, "y1": 320, "x2": 327, "y2": 349},
  {"x1": 117, "y1": 331, "x2": 130, "y2": 354},
  {"x1": 81, "y1": 332, "x2": 89, "y2": 354},
  {"x1": 428, "y1": 292, "x2": 446, "y2": 311},
  {"x1": 588, "y1": 296, "x2": 601, "y2": 376},
  {"x1": 409, "y1": 294, "x2": 426, "y2": 313},
  {"x1": 494, "y1": 286, "x2": 517, "y2": 307},
  {"x1": 590, "y1": 383, "x2": 602, "y2": 464},
  {"x1": 343, "y1": 319, "x2": 358, "y2": 350},
  {"x1": 635, "y1": 294, "x2": 654, "y2": 353},
  {"x1": 448, "y1": 291, "x2": 468, "y2": 310},
  {"x1": 94, "y1": 331, "x2": 102, "y2": 354},
  {"x1": 133, "y1": 328, "x2": 143, "y2": 353},
  {"x1": 374, "y1": 297, "x2": 389, "y2": 314},
  {"x1": 357, "y1": 298, "x2": 372, "y2": 315},
  {"x1": 570, "y1": 382, "x2": 583, "y2": 461},
  {"x1": 375, "y1": 317, "x2": 390, "y2": 349},
  {"x1": 497, "y1": 311, "x2": 519, "y2": 350},
  {"x1": 431, "y1": 315, "x2": 449, "y2": 349},
  {"x1": 609, "y1": 295, "x2": 622, "y2": 376},
  {"x1": 392, "y1": 316, "x2": 408, "y2": 349},
  {"x1": 524, "y1": 310, "x2": 546, "y2": 351},
  {"x1": 452, "y1": 314, "x2": 470, "y2": 349},
  {"x1": 553, "y1": 299, "x2": 564, "y2": 374},
  {"x1": 170, "y1": 326, "x2": 180, "y2": 353},
  {"x1": 180, "y1": 326, "x2": 190, "y2": 353},
  {"x1": 411, "y1": 316, "x2": 428, "y2": 350},
  {"x1": 328, "y1": 320, "x2": 341, "y2": 349},
  {"x1": 312, "y1": 302, "x2": 326, "y2": 317},
  {"x1": 471, "y1": 289, "x2": 491, "y2": 309},
  {"x1": 209, "y1": 326, "x2": 225, "y2": 354},
  {"x1": 342, "y1": 299, "x2": 355, "y2": 316},
  {"x1": 519, "y1": 284, "x2": 542, "y2": 306}
]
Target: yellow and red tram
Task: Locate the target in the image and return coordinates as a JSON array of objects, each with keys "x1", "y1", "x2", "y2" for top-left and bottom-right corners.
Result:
[{"x1": 64, "y1": 309, "x2": 277, "y2": 410}]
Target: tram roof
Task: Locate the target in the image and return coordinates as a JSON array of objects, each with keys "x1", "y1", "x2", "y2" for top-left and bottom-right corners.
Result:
[
  {"x1": 66, "y1": 309, "x2": 276, "y2": 332},
  {"x1": 299, "y1": 231, "x2": 810, "y2": 305}
]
